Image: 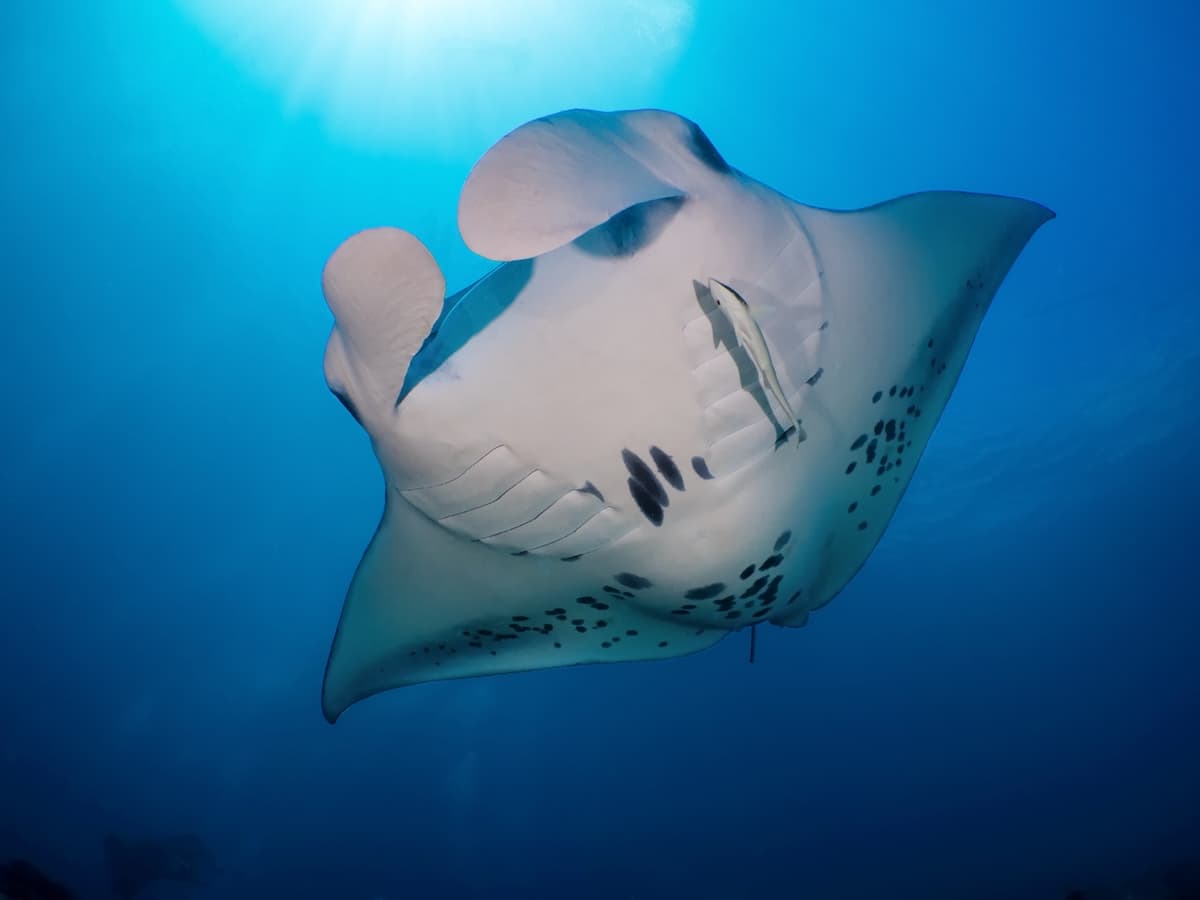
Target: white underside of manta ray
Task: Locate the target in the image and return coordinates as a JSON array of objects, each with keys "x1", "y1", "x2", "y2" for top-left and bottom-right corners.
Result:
[{"x1": 318, "y1": 107, "x2": 1053, "y2": 722}]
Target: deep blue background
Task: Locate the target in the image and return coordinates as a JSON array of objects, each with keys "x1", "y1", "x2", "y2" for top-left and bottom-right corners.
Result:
[{"x1": 2, "y1": 2, "x2": 1197, "y2": 898}]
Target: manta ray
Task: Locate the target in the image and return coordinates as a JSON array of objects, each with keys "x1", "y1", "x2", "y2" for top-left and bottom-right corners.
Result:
[{"x1": 319, "y1": 107, "x2": 1053, "y2": 722}]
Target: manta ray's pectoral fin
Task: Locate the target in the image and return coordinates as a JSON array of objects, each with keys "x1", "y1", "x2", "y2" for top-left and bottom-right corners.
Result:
[
  {"x1": 322, "y1": 227, "x2": 445, "y2": 423},
  {"x1": 322, "y1": 494, "x2": 727, "y2": 722},
  {"x1": 458, "y1": 108, "x2": 731, "y2": 261},
  {"x1": 708, "y1": 277, "x2": 805, "y2": 446}
]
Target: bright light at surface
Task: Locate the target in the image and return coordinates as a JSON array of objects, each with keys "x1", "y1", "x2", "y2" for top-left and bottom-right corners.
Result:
[{"x1": 179, "y1": 0, "x2": 694, "y2": 153}]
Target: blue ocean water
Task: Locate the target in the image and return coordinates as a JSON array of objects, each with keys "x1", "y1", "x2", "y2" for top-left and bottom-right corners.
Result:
[{"x1": 1, "y1": 1, "x2": 1197, "y2": 898}]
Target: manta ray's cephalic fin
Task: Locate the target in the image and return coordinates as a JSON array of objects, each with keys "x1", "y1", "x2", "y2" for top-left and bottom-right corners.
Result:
[{"x1": 458, "y1": 108, "x2": 732, "y2": 261}]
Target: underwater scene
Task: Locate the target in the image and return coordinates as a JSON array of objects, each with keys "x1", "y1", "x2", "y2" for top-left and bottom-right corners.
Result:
[{"x1": 1, "y1": 1, "x2": 1197, "y2": 898}]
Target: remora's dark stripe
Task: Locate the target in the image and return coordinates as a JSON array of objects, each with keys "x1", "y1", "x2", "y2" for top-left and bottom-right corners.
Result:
[
  {"x1": 649, "y1": 446, "x2": 684, "y2": 491},
  {"x1": 627, "y1": 478, "x2": 664, "y2": 526},
  {"x1": 622, "y1": 449, "x2": 668, "y2": 507}
]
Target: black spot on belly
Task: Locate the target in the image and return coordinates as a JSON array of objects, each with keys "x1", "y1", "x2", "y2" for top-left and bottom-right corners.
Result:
[
  {"x1": 774, "y1": 530, "x2": 791, "y2": 551},
  {"x1": 858, "y1": 521, "x2": 868, "y2": 531},
  {"x1": 872, "y1": 391, "x2": 882, "y2": 403},
  {"x1": 847, "y1": 501, "x2": 858, "y2": 513},
  {"x1": 628, "y1": 478, "x2": 664, "y2": 526},
  {"x1": 885, "y1": 420, "x2": 897, "y2": 441},
  {"x1": 850, "y1": 434, "x2": 867, "y2": 451},
  {"x1": 615, "y1": 572, "x2": 652, "y2": 590},
  {"x1": 658, "y1": 641, "x2": 669, "y2": 648},
  {"x1": 759, "y1": 575, "x2": 783, "y2": 604},
  {"x1": 845, "y1": 462, "x2": 857, "y2": 474},
  {"x1": 692, "y1": 456, "x2": 714, "y2": 480},
  {"x1": 870, "y1": 484, "x2": 881, "y2": 496},
  {"x1": 741, "y1": 576, "x2": 768, "y2": 598},
  {"x1": 806, "y1": 367, "x2": 824, "y2": 386},
  {"x1": 760, "y1": 554, "x2": 784, "y2": 570},
  {"x1": 623, "y1": 449, "x2": 667, "y2": 506},
  {"x1": 740, "y1": 564, "x2": 756, "y2": 579},
  {"x1": 685, "y1": 582, "x2": 726, "y2": 600},
  {"x1": 649, "y1": 446, "x2": 685, "y2": 491}
]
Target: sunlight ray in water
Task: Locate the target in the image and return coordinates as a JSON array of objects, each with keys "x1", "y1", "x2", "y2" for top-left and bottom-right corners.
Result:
[{"x1": 179, "y1": 0, "x2": 696, "y2": 151}]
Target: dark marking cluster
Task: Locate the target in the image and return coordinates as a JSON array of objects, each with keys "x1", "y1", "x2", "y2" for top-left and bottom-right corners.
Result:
[
  {"x1": 623, "y1": 448, "x2": 667, "y2": 526},
  {"x1": 399, "y1": 529, "x2": 806, "y2": 668},
  {"x1": 842, "y1": 337, "x2": 952, "y2": 534},
  {"x1": 665, "y1": 529, "x2": 799, "y2": 626},
  {"x1": 401, "y1": 569, "x2": 663, "y2": 664},
  {"x1": 624, "y1": 446, "x2": 690, "y2": 526}
]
